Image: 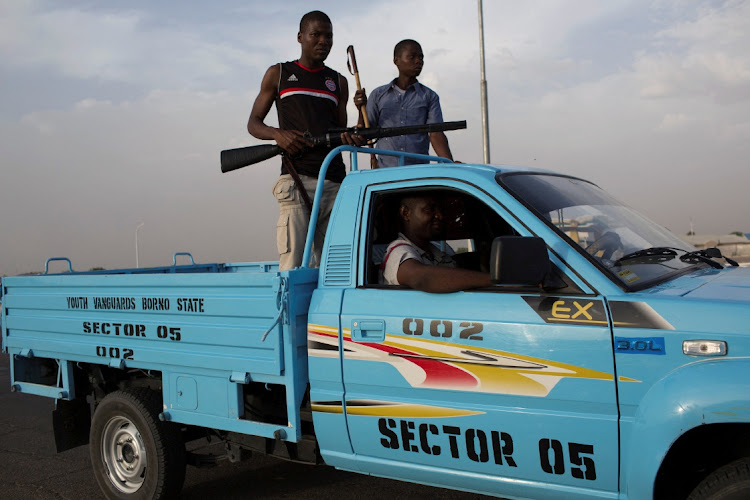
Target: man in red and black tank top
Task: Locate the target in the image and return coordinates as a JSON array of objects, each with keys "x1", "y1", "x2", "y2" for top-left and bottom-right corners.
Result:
[
  {"x1": 276, "y1": 60, "x2": 346, "y2": 182},
  {"x1": 247, "y1": 11, "x2": 363, "y2": 270}
]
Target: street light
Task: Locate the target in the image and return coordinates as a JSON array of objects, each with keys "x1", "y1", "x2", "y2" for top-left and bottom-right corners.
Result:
[{"x1": 135, "y1": 222, "x2": 145, "y2": 268}]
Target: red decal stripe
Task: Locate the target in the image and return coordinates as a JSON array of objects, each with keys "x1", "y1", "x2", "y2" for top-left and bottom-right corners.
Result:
[
  {"x1": 280, "y1": 87, "x2": 337, "y2": 99},
  {"x1": 315, "y1": 329, "x2": 478, "y2": 389},
  {"x1": 294, "y1": 61, "x2": 326, "y2": 73},
  {"x1": 362, "y1": 342, "x2": 478, "y2": 388}
]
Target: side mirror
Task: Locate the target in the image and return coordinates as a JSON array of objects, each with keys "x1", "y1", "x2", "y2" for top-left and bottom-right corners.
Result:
[{"x1": 490, "y1": 236, "x2": 550, "y2": 285}]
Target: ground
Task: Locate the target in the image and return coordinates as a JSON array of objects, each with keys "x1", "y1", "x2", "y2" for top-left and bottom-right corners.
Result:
[{"x1": 0, "y1": 350, "x2": 492, "y2": 499}]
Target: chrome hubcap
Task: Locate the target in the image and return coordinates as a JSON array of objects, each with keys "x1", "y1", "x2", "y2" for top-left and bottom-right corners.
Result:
[{"x1": 101, "y1": 416, "x2": 147, "y2": 493}]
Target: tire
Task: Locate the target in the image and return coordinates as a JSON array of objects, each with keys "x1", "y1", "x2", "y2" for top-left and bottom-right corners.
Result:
[
  {"x1": 90, "y1": 389, "x2": 185, "y2": 499},
  {"x1": 688, "y1": 458, "x2": 750, "y2": 500}
]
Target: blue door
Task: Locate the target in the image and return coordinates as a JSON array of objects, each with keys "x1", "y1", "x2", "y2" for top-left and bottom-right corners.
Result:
[{"x1": 339, "y1": 181, "x2": 620, "y2": 498}]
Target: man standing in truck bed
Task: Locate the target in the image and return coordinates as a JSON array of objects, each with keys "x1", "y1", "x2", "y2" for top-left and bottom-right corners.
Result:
[
  {"x1": 247, "y1": 10, "x2": 362, "y2": 270},
  {"x1": 354, "y1": 39, "x2": 454, "y2": 168}
]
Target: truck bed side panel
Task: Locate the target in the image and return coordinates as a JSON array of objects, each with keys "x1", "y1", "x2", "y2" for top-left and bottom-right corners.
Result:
[{"x1": 2, "y1": 265, "x2": 318, "y2": 441}]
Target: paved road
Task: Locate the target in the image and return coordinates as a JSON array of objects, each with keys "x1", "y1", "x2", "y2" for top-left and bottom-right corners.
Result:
[{"x1": 0, "y1": 352, "x2": 491, "y2": 499}]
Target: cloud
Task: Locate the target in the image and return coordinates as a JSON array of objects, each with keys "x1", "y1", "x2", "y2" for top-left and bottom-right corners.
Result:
[
  {"x1": 0, "y1": 1, "x2": 286, "y2": 91},
  {"x1": 635, "y1": 0, "x2": 750, "y2": 102},
  {"x1": 1, "y1": 0, "x2": 749, "y2": 276},
  {"x1": 657, "y1": 112, "x2": 697, "y2": 131},
  {"x1": 0, "y1": 88, "x2": 280, "y2": 275}
]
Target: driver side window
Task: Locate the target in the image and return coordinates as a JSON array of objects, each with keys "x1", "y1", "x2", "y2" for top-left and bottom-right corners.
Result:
[{"x1": 363, "y1": 187, "x2": 516, "y2": 286}]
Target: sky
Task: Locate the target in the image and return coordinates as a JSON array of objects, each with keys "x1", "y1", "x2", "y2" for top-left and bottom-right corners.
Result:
[{"x1": 1, "y1": 0, "x2": 749, "y2": 276}]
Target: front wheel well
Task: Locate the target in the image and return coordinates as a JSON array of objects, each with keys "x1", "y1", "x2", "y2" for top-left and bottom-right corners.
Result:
[{"x1": 654, "y1": 423, "x2": 750, "y2": 500}]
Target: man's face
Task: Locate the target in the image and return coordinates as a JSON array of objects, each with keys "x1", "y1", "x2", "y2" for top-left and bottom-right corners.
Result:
[
  {"x1": 394, "y1": 43, "x2": 424, "y2": 78},
  {"x1": 403, "y1": 196, "x2": 444, "y2": 241},
  {"x1": 298, "y1": 20, "x2": 333, "y2": 64}
]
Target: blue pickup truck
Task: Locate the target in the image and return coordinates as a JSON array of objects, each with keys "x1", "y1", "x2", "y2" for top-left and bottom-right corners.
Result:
[{"x1": 2, "y1": 147, "x2": 749, "y2": 500}]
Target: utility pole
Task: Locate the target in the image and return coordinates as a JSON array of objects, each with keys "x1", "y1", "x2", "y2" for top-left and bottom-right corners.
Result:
[
  {"x1": 478, "y1": 0, "x2": 491, "y2": 163},
  {"x1": 135, "y1": 222, "x2": 145, "y2": 268}
]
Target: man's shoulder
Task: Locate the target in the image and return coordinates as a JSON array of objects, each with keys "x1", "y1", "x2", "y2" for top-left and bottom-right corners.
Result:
[
  {"x1": 414, "y1": 81, "x2": 439, "y2": 98},
  {"x1": 386, "y1": 236, "x2": 414, "y2": 252},
  {"x1": 385, "y1": 236, "x2": 420, "y2": 261},
  {"x1": 265, "y1": 62, "x2": 284, "y2": 74},
  {"x1": 382, "y1": 238, "x2": 421, "y2": 275},
  {"x1": 323, "y1": 64, "x2": 343, "y2": 77},
  {"x1": 371, "y1": 81, "x2": 395, "y2": 97}
]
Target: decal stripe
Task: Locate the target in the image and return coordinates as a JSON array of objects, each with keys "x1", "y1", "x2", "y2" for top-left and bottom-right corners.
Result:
[
  {"x1": 279, "y1": 88, "x2": 338, "y2": 105},
  {"x1": 545, "y1": 318, "x2": 609, "y2": 325},
  {"x1": 609, "y1": 301, "x2": 674, "y2": 330},
  {"x1": 360, "y1": 342, "x2": 478, "y2": 388},
  {"x1": 308, "y1": 341, "x2": 338, "y2": 351},
  {"x1": 523, "y1": 296, "x2": 609, "y2": 326},
  {"x1": 307, "y1": 324, "x2": 640, "y2": 395},
  {"x1": 523, "y1": 297, "x2": 674, "y2": 330},
  {"x1": 311, "y1": 400, "x2": 484, "y2": 418}
]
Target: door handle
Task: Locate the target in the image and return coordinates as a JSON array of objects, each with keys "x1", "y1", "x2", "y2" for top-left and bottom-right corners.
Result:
[{"x1": 351, "y1": 320, "x2": 385, "y2": 343}]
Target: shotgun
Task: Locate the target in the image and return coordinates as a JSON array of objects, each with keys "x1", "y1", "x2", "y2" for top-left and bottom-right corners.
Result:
[{"x1": 220, "y1": 120, "x2": 466, "y2": 173}]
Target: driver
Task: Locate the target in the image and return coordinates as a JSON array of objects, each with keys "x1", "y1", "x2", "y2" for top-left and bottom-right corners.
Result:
[
  {"x1": 380, "y1": 193, "x2": 490, "y2": 292},
  {"x1": 585, "y1": 221, "x2": 622, "y2": 260}
]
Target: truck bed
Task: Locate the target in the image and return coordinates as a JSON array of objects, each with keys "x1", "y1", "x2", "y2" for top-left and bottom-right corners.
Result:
[{"x1": 0, "y1": 260, "x2": 318, "y2": 441}]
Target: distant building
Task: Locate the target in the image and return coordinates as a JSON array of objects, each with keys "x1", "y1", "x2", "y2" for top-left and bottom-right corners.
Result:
[{"x1": 683, "y1": 233, "x2": 750, "y2": 265}]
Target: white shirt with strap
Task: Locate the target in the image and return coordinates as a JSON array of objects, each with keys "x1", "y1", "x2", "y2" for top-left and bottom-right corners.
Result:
[{"x1": 380, "y1": 233, "x2": 456, "y2": 285}]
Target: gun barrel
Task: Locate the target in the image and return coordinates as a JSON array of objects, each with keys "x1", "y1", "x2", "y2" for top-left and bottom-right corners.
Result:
[
  {"x1": 313, "y1": 120, "x2": 467, "y2": 148},
  {"x1": 220, "y1": 120, "x2": 467, "y2": 173}
]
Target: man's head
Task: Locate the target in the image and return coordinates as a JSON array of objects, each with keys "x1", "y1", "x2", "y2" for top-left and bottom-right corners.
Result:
[
  {"x1": 298, "y1": 11, "x2": 333, "y2": 65},
  {"x1": 398, "y1": 193, "x2": 444, "y2": 246},
  {"x1": 393, "y1": 39, "x2": 424, "y2": 79}
]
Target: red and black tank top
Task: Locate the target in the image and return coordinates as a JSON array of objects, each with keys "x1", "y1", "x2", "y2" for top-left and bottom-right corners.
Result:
[{"x1": 276, "y1": 61, "x2": 345, "y2": 182}]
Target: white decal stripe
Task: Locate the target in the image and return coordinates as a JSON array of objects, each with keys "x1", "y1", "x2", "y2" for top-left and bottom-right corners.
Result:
[{"x1": 280, "y1": 90, "x2": 338, "y2": 105}]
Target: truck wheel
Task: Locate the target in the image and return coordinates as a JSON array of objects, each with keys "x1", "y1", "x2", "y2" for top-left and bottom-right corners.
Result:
[
  {"x1": 90, "y1": 389, "x2": 185, "y2": 499},
  {"x1": 688, "y1": 458, "x2": 750, "y2": 500}
]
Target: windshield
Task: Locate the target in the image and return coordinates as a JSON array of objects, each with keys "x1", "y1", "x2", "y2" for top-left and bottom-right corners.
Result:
[{"x1": 500, "y1": 173, "x2": 699, "y2": 289}]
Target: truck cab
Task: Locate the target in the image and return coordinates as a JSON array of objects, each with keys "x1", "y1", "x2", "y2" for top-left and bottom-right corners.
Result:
[{"x1": 307, "y1": 148, "x2": 750, "y2": 499}]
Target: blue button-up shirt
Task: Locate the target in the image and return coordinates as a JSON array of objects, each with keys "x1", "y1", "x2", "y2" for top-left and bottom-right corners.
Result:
[{"x1": 366, "y1": 79, "x2": 444, "y2": 167}]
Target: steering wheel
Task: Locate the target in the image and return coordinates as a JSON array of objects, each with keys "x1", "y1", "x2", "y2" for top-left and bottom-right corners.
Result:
[{"x1": 585, "y1": 232, "x2": 622, "y2": 260}]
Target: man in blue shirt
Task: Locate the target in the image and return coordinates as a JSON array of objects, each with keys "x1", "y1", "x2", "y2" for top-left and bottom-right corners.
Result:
[{"x1": 354, "y1": 39, "x2": 454, "y2": 168}]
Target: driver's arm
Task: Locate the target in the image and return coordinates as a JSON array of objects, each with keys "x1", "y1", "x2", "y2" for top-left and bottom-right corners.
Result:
[{"x1": 397, "y1": 259, "x2": 491, "y2": 293}]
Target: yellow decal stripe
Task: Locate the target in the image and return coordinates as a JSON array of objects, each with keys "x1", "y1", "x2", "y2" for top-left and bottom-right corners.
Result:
[
  {"x1": 545, "y1": 318, "x2": 609, "y2": 325},
  {"x1": 312, "y1": 401, "x2": 483, "y2": 418},
  {"x1": 312, "y1": 404, "x2": 344, "y2": 414},
  {"x1": 347, "y1": 404, "x2": 483, "y2": 418}
]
